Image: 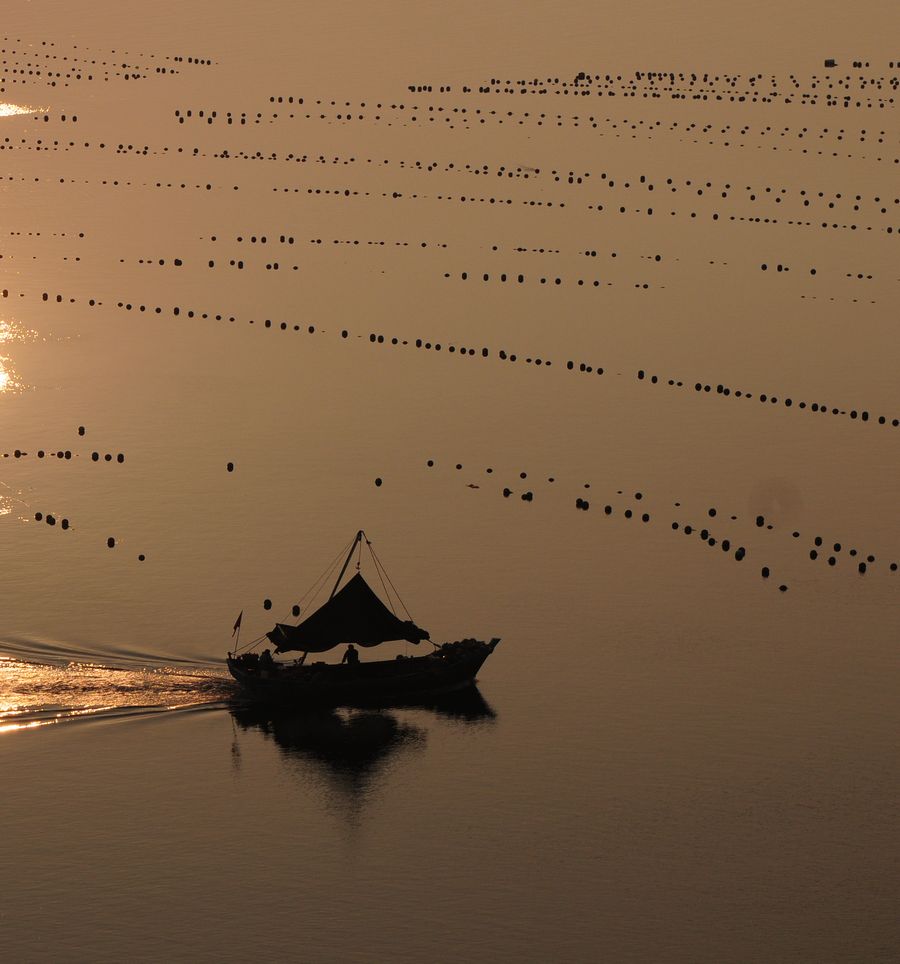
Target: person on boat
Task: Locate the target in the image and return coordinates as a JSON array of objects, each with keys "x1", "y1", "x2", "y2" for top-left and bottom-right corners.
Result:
[
  {"x1": 341, "y1": 644, "x2": 360, "y2": 666},
  {"x1": 259, "y1": 649, "x2": 275, "y2": 670}
]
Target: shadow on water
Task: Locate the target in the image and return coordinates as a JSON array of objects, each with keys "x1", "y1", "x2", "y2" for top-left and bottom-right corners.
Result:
[
  {"x1": 229, "y1": 685, "x2": 497, "y2": 811},
  {"x1": 392, "y1": 684, "x2": 497, "y2": 721}
]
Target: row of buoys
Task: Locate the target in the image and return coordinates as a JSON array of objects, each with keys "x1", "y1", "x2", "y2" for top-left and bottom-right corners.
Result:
[
  {"x1": 21, "y1": 227, "x2": 879, "y2": 296},
  {"x1": 3, "y1": 230, "x2": 84, "y2": 238},
  {"x1": 279, "y1": 185, "x2": 571, "y2": 210},
  {"x1": 10, "y1": 283, "x2": 897, "y2": 435},
  {"x1": 6, "y1": 123, "x2": 897, "y2": 224},
  {"x1": 4, "y1": 448, "x2": 127, "y2": 460},
  {"x1": 801, "y1": 295, "x2": 879, "y2": 307},
  {"x1": 0, "y1": 66, "x2": 149, "y2": 89},
  {"x1": 569, "y1": 170, "x2": 899, "y2": 212},
  {"x1": 30, "y1": 510, "x2": 145, "y2": 558},
  {"x1": 0, "y1": 173, "x2": 236, "y2": 192},
  {"x1": 475, "y1": 68, "x2": 897, "y2": 93},
  {"x1": 464, "y1": 73, "x2": 895, "y2": 108},
  {"x1": 212, "y1": 93, "x2": 896, "y2": 131},
  {"x1": 471, "y1": 83, "x2": 894, "y2": 109},
  {"x1": 637, "y1": 369, "x2": 900, "y2": 428},
  {"x1": 35, "y1": 511, "x2": 69, "y2": 529},
  {"x1": 0, "y1": 35, "x2": 213, "y2": 68},
  {"x1": 587, "y1": 202, "x2": 898, "y2": 235},
  {"x1": 173, "y1": 94, "x2": 836, "y2": 136},
  {"x1": 478, "y1": 469, "x2": 791, "y2": 589},
  {"x1": 446, "y1": 270, "x2": 652, "y2": 289},
  {"x1": 424, "y1": 458, "x2": 898, "y2": 578},
  {"x1": 153, "y1": 119, "x2": 895, "y2": 196},
  {"x1": 31, "y1": 512, "x2": 143, "y2": 559},
  {"x1": 212, "y1": 98, "x2": 898, "y2": 164},
  {"x1": 188, "y1": 235, "x2": 884, "y2": 287},
  {"x1": 261, "y1": 177, "x2": 900, "y2": 234},
  {"x1": 221, "y1": 235, "x2": 450, "y2": 249}
]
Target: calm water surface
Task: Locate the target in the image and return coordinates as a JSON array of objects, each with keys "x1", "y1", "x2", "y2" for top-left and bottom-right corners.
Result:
[{"x1": 0, "y1": 2, "x2": 897, "y2": 961}]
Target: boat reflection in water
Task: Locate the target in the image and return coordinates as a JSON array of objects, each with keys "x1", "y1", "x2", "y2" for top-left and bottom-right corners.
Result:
[{"x1": 229, "y1": 686, "x2": 496, "y2": 809}]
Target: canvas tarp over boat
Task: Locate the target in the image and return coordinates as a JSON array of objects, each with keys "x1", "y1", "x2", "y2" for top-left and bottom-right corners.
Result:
[{"x1": 268, "y1": 572, "x2": 430, "y2": 653}]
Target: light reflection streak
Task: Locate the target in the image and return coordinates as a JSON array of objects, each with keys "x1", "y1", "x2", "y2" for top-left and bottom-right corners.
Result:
[
  {"x1": 0, "y1": 657, "x2": 232, "y2": 734},
  {"x1": 0, "y1": 719, "x2": 56, "y2": 734},
  {"x1": 0, "y1": 320, "x2": 38, "y2": 394},
  {"x1": 0, "y1": 356, "x2": 22, "y2": 393},
  {"x1": 0, "y1": 103, "x2": 42, "y2": 118}
]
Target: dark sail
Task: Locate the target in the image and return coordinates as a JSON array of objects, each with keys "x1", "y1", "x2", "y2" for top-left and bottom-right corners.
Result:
[{"x1": 267, "y1": 572, "x2": 429, "y2": 653}]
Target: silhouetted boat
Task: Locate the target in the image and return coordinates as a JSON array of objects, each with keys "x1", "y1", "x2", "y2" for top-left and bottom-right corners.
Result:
[{"x1": 227, "y1": 530, "x2": 500, "y2": 705}]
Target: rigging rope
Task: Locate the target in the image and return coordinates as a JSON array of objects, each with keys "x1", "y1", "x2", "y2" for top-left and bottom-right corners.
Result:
[
  {"x1": 293, "y1": 535, "x2": 356, "y2": 614},
  {"x1": 230, "y1": 533, "x2": 418, "y2": 655},
  {"x1": 231, "y1": 534, "x2": 356, "y2": 655},
  {"x1": 368, "y1": 539, "x2": 397, "y2": 616},
  {"x1": 368, "y1": 542, "x2": 415, "y2": 621}
]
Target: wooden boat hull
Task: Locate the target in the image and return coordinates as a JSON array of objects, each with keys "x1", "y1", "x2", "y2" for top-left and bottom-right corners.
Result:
[{"x1": 227, "y1": 638, "x2": 500, "y2": 706}]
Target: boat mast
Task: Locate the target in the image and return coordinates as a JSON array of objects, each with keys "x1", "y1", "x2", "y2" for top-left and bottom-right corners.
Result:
[{"x1": 329, "y1": 530, "x2": 364, "y2": 600}]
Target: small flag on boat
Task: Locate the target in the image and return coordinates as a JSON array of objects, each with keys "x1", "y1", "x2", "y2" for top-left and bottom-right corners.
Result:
[{"x1": 232, "y1": 611, "x2": 243, "y2": 636}]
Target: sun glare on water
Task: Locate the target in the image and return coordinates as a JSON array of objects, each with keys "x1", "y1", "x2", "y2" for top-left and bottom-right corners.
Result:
[
  {"x1": 0, "y1": 321, "x2": 36, "y2": 394},
  {"x1": 0, "y1": 103, "x2": 42, "y2": 118}
]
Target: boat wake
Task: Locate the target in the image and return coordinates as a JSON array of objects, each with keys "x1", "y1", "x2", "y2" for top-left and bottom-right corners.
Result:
[{"x1": 0, "y1": 639, "x2": 235, "y2": 734}]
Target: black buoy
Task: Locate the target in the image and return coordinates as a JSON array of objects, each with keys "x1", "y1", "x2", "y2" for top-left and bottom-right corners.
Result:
[
  {"x1": 107, "y1": 536, "x2": 115, "y2": 548},
  {"x1": 227, "y1": 462, "x2": 234, "y2": 472},
  {"x1": 292, "y1": 604, "x2": 301, "y2": 617},
  {"x1": 263, "y1": 598, "x2": 272, "y2": 610},
  {"x1": 761, "y1": 566, "x2": 770, "y2": 578},
  {"x1": 138, "y1": 554, "x2": 145, "y2": 561},
  {"x1": 375, "y1": 477, "x2": 382, "y2": 487},
  {"x1": 78, "y1": 426, "x2": 85, "y2": 436}
]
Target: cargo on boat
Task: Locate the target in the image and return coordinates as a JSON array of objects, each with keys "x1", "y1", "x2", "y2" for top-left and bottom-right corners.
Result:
[{"x1": 227, "y1": 530, "x2": 500, "y2": 705}]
